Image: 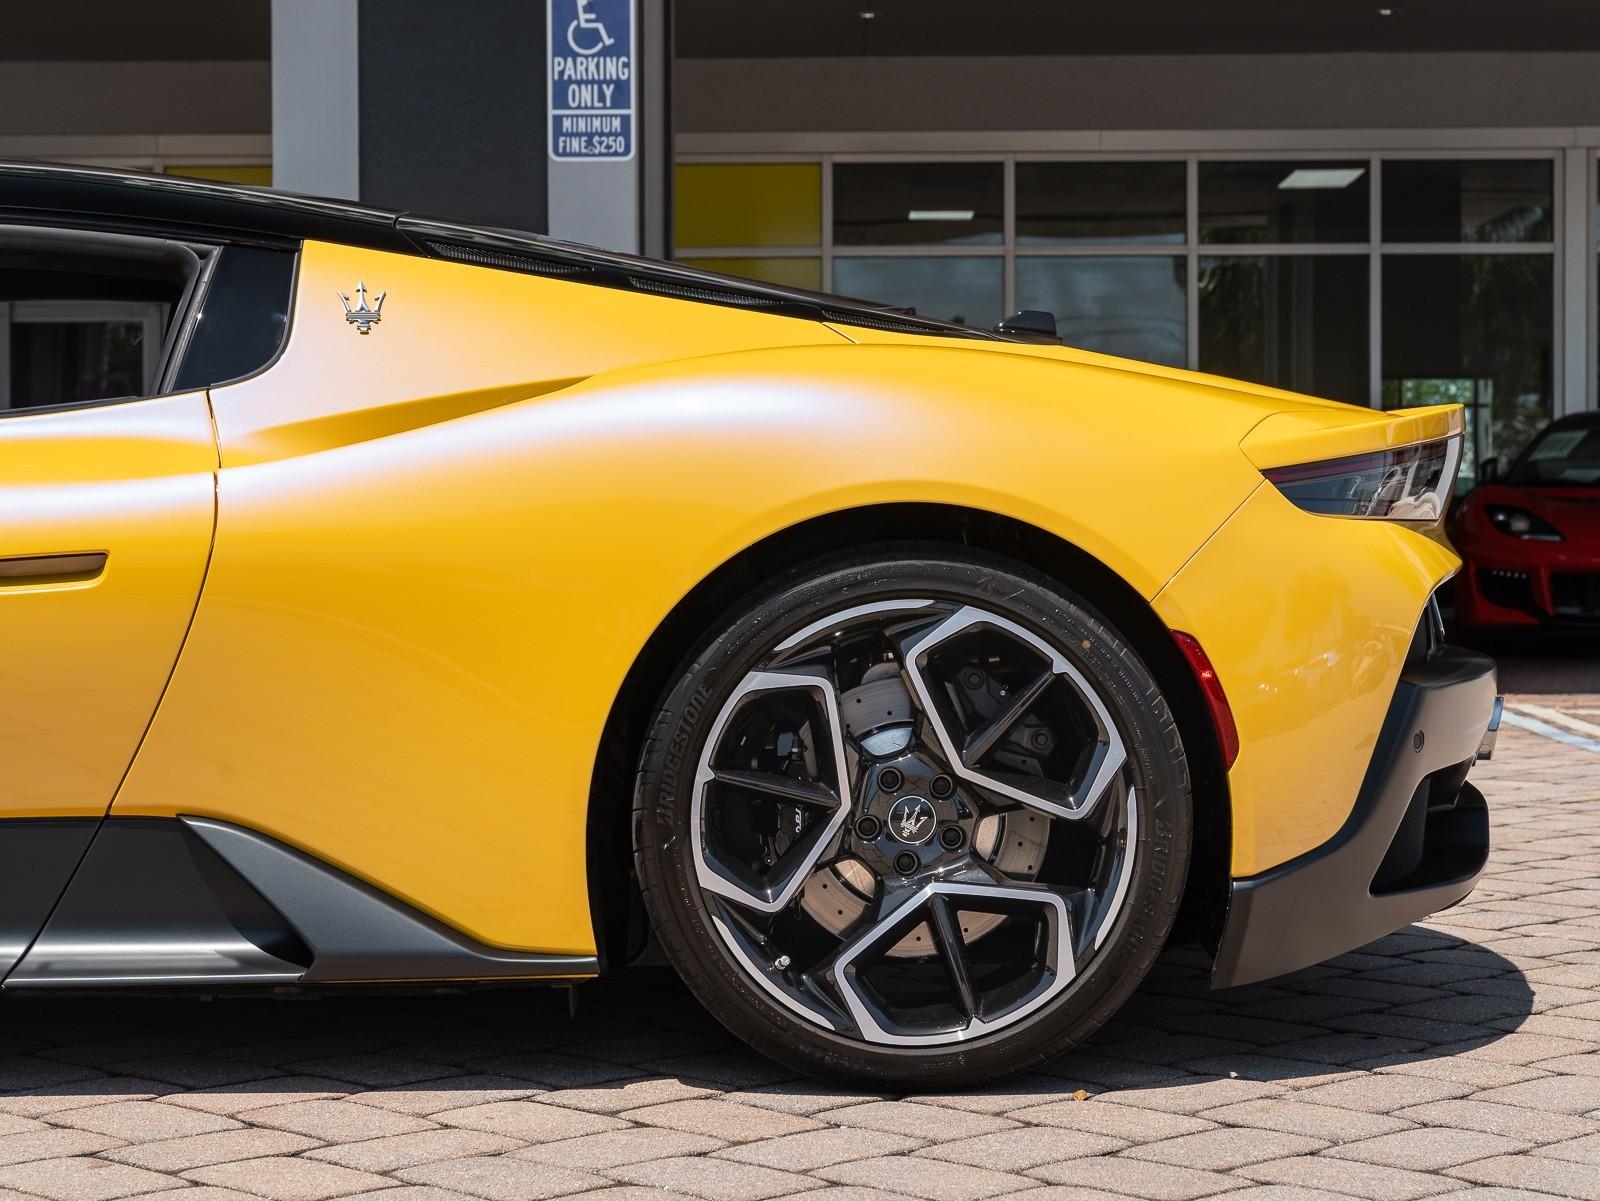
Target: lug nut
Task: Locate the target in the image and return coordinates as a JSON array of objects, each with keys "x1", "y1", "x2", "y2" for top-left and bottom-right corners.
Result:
[
  {"x1": 877, "y1": 767, "x2": 903, "y2": 792},
  {"x1": 854, "y1": 815, "x2": 881, "y2": 840},
  {"x1": 939, "y1": 824, "x2": 965, "y2": 851},
  {"x1": 893, "y1": 850, "x2": 919, "y2": 875},
  {"x1": 929, "y1": 774, "x2": 954, "y2": 798}
]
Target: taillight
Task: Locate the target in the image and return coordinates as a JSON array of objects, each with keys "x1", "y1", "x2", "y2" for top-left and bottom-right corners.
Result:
[
  {"x1": 1171, "y1": 631, "x2": 1239, "y2": 770},
  {"x1": 1264, "y1": 435, "x2": 1461, "y2": 522}
]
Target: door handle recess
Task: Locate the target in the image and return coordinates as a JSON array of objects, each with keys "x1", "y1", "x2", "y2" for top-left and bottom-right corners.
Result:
[{"x1": 0, "y1": 552, "x2": 108, "y2": 587}]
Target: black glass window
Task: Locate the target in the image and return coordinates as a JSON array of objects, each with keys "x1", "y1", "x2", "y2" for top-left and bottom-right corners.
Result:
[
  {"x1": 1200, "y1": 161, "x2": 1369, "y2": 244},
  {"x1": 1199, "y1": 255, "x2": 1368, "y2": 403},
  {"x1": 1383, "y1": 160, "x2": 1552, "y2": 244},
  {"x1": 1017, "y1": 256, "x2": 1186, "y2": 366},
  {"x1": 1382, "y1": 254, "x2": 1553, "y2": 471},
  {"x1": 171, "y1": 246, "x2": 295, "y2": 392},
  {"x1": 833, "y1": 163, "x2": 1003, "y2": 247},
  {"x1": 832, "y1": 257, "x2": 1002, "y2": 327},
  {"x1": 10, "y1": 313, "x2": 162, "y2": 410},
  {"x1": 0, "y1": 254, "x2": 184, "y2": 412},
  {"x1": 1016, "y1": 162, "x2": 1185, "y2": 245}
]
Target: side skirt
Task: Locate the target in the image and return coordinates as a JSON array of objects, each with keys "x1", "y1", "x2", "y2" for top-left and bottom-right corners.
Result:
[
  {"x1": 0, "y1": 820, "x2": 101, "y2": 978},
  {"x1": 4, "y1": 817, "x2": 596, "y2": 989}
]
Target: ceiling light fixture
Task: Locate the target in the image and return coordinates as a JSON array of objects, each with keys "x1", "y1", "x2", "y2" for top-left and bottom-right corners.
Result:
[
  {"x1": 1278, "y1": 167, "x2": 1366, "y2": 190},
  {"x1": 907, "y1": 209, "x2": 974, "y2": 221}
]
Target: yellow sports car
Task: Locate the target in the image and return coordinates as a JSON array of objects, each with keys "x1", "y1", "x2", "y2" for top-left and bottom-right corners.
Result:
[{"x1": 0, "y1": 164, "x2": 1500, "y2": 1087}]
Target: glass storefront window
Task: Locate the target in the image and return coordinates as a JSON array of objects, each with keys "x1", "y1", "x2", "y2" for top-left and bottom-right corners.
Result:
[
  {"x1": 1199, "y1": 161, "x2": 1369, "y2": 244},
  {"x1": 1382, "y1": 254, "x2": 1553, "y2": 475},
  {"x1": 677, "y1": 257, "x2": 823, "y2": 292},
  {"x1": 1199, "y1": 255, "x2": 1368, "y2": 403},
  {"x1": 1382, "y1": 160, "x2": 1552, "y2": 244},
  {"x1": 674, "y1": 163, "x2": 821, "y2": 248},
  {"x1": 833, "y1": 163, "x2": 1003, "y2": 247},
  {"x1": 1016, "y1": 256, "x2": 1186, "y2": 366},
  {"x1": 832, "y1": 257, "x2": 1003, "y2": 327},
  {"x1": 1016, "y1": 162, "x2": 1185, "y2": 245},
  {"x1": 672, "y1": 151, "x2": 1571, "y2": 424}
]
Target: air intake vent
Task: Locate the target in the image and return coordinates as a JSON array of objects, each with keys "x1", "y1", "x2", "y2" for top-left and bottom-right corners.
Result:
[
  {"x1": 626, "y1": 275, "x2": 788, "y2": 309},
  {"x1": 823, "y1": 310, "x2": 941, "y2": 336},
  {"x1": 426, "y1": 240, "x2": 588, "y2": 278}
]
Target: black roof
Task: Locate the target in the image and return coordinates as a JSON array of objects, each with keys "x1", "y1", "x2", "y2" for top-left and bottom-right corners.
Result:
[{"x1": 0, "y1": 162, "x2": 994, "y2": 341}]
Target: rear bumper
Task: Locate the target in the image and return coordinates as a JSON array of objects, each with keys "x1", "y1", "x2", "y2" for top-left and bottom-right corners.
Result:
[{"x1": 1211, "y1": 645, "x2": 1499, "y2": 989}]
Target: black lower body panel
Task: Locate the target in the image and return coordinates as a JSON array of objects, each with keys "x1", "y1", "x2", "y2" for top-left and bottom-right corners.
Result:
[
  {"x1": 0, "y1": 820, "x2": 100, "y2": 976},
  {"x1": 1212, "y1": 646, "x2": 1499, "y2": 989},
  {"x1": 3, "y1": 816, "x2": 596, "y2": 990}
]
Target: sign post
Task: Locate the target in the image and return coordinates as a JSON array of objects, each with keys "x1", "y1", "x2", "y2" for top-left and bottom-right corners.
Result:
[
  {"x1": 548, "y1": 0, "x2": 636, "y2": 163},
  {"x1": 546, "y1": 0, "x2": 641, "y2": 252}
]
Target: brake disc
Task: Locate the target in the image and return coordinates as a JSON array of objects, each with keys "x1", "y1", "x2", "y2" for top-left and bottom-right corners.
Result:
[{"x1": 799, "y1": 664, "x2": 1050, "y2": 958}]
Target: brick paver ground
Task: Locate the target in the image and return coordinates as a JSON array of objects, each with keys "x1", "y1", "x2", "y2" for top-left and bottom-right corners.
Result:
[{"x1": 0, "y1": 654, "x2": 1595, "y2": 1200}]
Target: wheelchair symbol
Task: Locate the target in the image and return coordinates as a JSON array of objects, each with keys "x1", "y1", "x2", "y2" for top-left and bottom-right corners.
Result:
[{"x1": 567, "y1": 0, "x2": 615, "y2": 55}]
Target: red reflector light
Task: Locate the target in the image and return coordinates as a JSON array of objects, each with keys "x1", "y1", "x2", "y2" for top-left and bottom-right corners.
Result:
[{"x1": 1171, "y1": 631, "x2": 1240, "y2": 770}]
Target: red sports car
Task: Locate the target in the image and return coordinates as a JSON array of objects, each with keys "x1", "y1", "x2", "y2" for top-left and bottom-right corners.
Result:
[{"x1": 1452, "y1": 412, "x2": 1600, "y2": 629}]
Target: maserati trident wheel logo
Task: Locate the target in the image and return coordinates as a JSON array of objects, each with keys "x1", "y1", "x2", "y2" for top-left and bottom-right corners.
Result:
[
  {"x1": 338, "y1": 281, "x2": 385, "y2": 334},
  {"x1": 888, "y1": 796, "x2": 937, "y2": 845}
]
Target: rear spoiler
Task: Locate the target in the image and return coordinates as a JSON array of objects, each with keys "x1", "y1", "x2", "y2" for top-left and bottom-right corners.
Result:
[{"x1": 1240, "y1": 404, "x2": 1464, "y2": 472}]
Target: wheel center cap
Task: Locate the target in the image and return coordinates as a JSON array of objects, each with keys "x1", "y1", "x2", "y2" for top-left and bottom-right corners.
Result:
[{"x1": 887, "y1": 796, "x2": 937, "y2": 845}]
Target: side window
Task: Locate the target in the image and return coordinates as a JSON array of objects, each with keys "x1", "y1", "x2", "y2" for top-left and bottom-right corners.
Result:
[
  {"x1": 0, "y1": 227, "x2": 296, "y2": 415},
  {"x1": 171, "y1": 245, "x2": 296, "y2": 393},
  {"x1": 5, "y1": 299, "x2": 169, "y2": 408},
  {"x1": 0, "y1": 235, "x2": 192, "y2": 413}
]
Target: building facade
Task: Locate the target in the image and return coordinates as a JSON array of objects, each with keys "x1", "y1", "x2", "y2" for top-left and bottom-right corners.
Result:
[{"x1": 2, "y1": 2, "x2": 1598, "y2": 479}]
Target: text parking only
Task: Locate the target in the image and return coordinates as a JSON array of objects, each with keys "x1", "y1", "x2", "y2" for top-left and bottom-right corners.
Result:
[{"x1": 549, "y1": 0, "x2": 635, "y2": 161}]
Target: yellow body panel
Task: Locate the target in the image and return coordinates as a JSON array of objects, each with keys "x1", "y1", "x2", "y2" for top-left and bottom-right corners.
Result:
[
  {"x1": 0, "y1": 393, "x2": 216, "y2": 817},
  {"x1": 104, "y1": 238, "x2": 1462, "y2": 954},
  {"x1": 1240, "y1": 404, "x2": 1465, "y2": 470},
  {"x1": 1154, "y1": 485, "x2": 1460, "y2": 874}
]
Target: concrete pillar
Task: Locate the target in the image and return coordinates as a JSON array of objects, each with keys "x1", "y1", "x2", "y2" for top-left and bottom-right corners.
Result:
[
  {"x1": 545, "y1": 0, "x2": 670, "y2": 254},
  {"x1": 271, "y1": 0, "x2": 360, "y2": 199},
  {"x1": 270, "y1": 0, "x2": 668, "y2": 251}
]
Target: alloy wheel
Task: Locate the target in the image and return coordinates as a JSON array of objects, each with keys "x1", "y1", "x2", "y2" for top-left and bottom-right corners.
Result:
[{"x1": 690, "y1": 599, "x2": 1139, "y2": 1047}]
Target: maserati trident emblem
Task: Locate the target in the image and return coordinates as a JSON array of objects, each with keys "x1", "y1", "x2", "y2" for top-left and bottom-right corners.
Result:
[
  {"x1": 338, "y1": 281, "x2": 385, "y2": 334},
  {"x1": 888, "y1": 796, "x2": 937, "y2": 845}
]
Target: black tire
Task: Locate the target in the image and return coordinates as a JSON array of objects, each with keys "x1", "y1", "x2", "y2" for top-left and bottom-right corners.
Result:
[{"x1": 633, "y1": 546, "x2": 1192, "y2": 1089}]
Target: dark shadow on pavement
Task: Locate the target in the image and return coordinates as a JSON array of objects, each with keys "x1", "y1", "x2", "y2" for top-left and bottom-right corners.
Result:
[
  {"x1": 0, "y1": 923, "x2": 1532, "y2": 1106},
  {"x1": 1457, "y1": 638, "x2": 1600, "y2": 696}
]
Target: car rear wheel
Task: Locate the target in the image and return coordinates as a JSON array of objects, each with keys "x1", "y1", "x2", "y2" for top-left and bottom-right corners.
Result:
[{"x1": 633, "y1": 548, "x2": 1192, "y2": 1088}]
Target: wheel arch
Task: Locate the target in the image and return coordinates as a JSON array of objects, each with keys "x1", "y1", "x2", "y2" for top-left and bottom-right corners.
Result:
[{"x1": 585, "y1": 501, "x2": 1231, "y2": 972}]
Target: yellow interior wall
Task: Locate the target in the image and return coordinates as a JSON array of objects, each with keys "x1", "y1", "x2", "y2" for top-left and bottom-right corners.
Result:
[
  {"x1": 165, "y1": 165, "x2": 274, "y2": 187},
  {"x1": 675, "y1": 163, "x2": 821, "y2": 248},
  {"x1": 678, "y1": 257, "x2": 823, "y2": 292}
]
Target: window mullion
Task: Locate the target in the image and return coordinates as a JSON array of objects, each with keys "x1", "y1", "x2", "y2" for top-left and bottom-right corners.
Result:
[
  {"x1": 1560, "y1": 145, "x2": 1587, "y2": 418},
  {"x1": 0, "y1": 302, "x2": 10, "y2": 411},
  {"x1": 821, "y1": 157, "x2": 834, "y2": 294},
  {"x1": 1370, "y1": 156, "x2": 1382, "y2": 409},
  {"x1": 1186, "y1": 158, "x2": 1199, "y2": 372}
]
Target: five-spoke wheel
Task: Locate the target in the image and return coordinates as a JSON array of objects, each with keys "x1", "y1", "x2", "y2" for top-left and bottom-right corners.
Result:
[{"x1": 635, "y1": 550, "x2": 1191, "y2": 1087}]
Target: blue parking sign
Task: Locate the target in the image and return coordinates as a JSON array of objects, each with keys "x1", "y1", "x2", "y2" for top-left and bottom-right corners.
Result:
[{"x1": 548, "y1": 0, "x2": 635, "y2": 161}]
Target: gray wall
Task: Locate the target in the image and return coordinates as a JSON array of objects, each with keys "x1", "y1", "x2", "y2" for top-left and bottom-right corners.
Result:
[
  {"x1": 357, "y1": 0, "x2": 547, "y2": 230},
  {"x1": 273, "y1": 0, "x2": 549, "y2": 229},
  {"x1": 0, "y1": 61, "x2": 269, "y2": 135},
  {"x1": 675, "y1": 52, "x2": 1600, "y2": 132}
]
